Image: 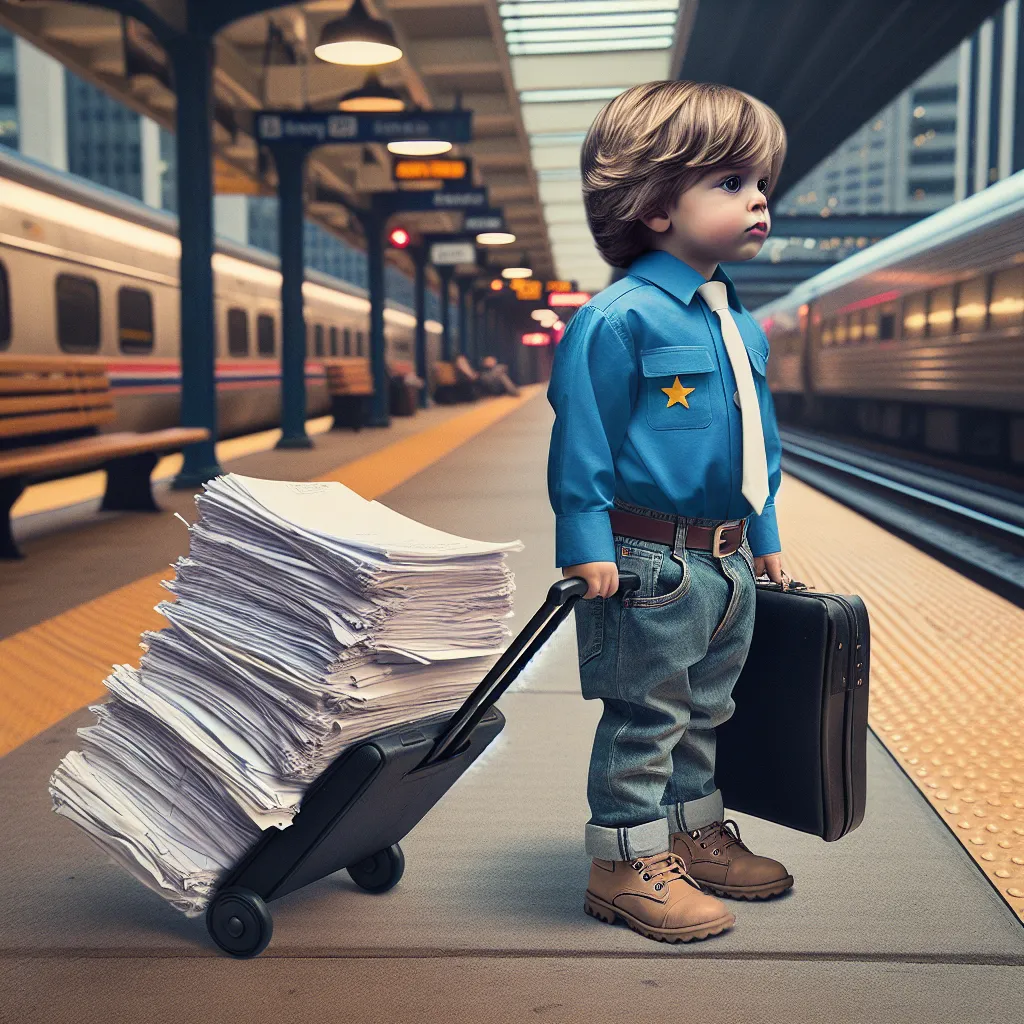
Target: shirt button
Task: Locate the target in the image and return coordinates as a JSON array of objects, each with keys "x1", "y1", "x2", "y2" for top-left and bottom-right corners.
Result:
[{"x1": 733, "y1": 390, "x2": 741, "y2": 408}]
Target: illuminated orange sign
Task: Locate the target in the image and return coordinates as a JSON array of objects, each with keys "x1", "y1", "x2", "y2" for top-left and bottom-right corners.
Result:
[
  {"x1": 545, "y1": 280, "x2": 573, "y2": 293},
  {"x1": 522, "y1": 332, "x2": 550, "y2": 346},
  {"x1": 394, "y1": 158, "x2": 469, "y2": 181},
  {"x1": 510, "y1": 278, "x2": 543, "y2": 301},
  {"x1": 548, "y1": 291, "x2": 591, "y2": 307}
]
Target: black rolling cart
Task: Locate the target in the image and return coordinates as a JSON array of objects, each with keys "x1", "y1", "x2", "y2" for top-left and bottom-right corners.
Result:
[{"x1": 205, "y1": 572, "x2": 641, "y2": 957}]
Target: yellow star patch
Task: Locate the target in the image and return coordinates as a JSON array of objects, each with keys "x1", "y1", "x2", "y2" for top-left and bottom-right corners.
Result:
[{"x1": 662, "y1": 376, "x2": 696, "y2": 409}]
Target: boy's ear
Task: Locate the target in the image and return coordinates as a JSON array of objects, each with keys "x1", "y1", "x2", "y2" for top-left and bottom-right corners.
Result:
[{"x1": 641, "y1": 209, "x2": 672, "y2": 234}]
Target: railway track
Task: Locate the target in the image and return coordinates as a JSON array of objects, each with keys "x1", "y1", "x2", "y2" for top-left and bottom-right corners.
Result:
[{"x1": 780, "y1": 427, "x2": 1024, "y2": 606}]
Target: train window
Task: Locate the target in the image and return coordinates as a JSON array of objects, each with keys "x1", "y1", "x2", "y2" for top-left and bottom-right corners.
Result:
[
  {"x1": 955, "y1": 276, "x2": 988, "y2": 333},
  {"x1": 227, "y1": 308, "x2": 249, "y2": 356},
  {"x1": 343, "y1": 327, "x2": 352, "y2": 356},
  {"x1": 862, "y1": 306, "x2": 879, "y2": 342},
  {"x1": 902, "y1": 293, "x2": 927, "y2": 339},
  {"x1": 877, "y1": 301, "x2": 898, "y2": 340},
  {"x1": 820, "y1": 320, "x2": 834, "y2": 346},
  {"x1": 257, "y1": 313, "x2": 275, "y2": 355},
  {"x1": 988, "y1": 267, "x2": 1024, "y2": 329},
  {"x1": 329, "y1": 326, "x2": 338, "y2": 357},
  {"x1": 848, "y1": 310, "x2": 864, "y2": 343},
  {"x1": 117, "y1": 287, "x2": 154, "y2": 354},
  {"x1": 0, "y1": 260, "x2": 10, "y2": 349},
  {"x1": 56, "y1": 274, "x2": 100, "y2": 353},
  {"x1": 926, "y1": 286, "x2": 954, "y2": 336},
  {"x1": 833, "y1": 315, "x2": 848, "y2": 345},
  {"x1": 314, "y1": 324, "x2": 324, "y2": 357}
]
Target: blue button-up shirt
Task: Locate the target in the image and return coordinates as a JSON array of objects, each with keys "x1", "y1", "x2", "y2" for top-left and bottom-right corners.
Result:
[{"x1": 547, "y1": 249, "x2": 783, "y2": 568}]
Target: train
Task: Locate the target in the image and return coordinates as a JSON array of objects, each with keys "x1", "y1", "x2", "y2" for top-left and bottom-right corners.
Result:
[
  {"x1": 753, "y1": 168, "x2": 1024, "y2": 473},
  {"x1": 0, "y1": 145, "x2": 442, "y2": 438}
]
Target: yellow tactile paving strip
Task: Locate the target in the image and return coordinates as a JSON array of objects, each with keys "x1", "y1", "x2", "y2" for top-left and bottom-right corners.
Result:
[
  {"x1": 0, "y1": 386, "x2": 542, "y2": 759},
  {"x1": 776, "y1": 475, "x2": 1024, "y2": 923}
]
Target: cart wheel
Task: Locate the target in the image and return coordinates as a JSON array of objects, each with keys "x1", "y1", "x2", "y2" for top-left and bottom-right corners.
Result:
[
  {"x1": 347, "y1": 843, "x2": 405, "y2": 893},
  {"x1": 206, "y1": 886, "x2": 273, "y2": 958}
]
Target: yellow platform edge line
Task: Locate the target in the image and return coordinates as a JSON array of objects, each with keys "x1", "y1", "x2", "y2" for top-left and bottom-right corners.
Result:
[{"x1": 0, "y1": 386, "x2": 543, "y2": 758}]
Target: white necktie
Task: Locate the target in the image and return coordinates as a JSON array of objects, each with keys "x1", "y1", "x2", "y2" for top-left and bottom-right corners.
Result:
[{"x1": 696, "y1": 280, "x2": 769, "y2": 515}]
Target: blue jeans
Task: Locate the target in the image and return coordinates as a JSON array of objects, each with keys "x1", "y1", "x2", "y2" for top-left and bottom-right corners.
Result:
[{"x1": 573, "y1": 498, "x2": 758, "y2": 862}]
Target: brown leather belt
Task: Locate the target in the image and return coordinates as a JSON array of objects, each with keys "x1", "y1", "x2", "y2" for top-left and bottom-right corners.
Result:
[{"x1": 609, "y1": 508, "x2": 746, "y2": 557}]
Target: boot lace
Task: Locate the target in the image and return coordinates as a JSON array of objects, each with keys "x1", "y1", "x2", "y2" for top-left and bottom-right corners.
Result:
[
  {"x1": 699, "y1": 819, "x2": 747, "y2": 854},
  {"x1": 633, "y1": 851, "x2": 702, "y2": 891}
]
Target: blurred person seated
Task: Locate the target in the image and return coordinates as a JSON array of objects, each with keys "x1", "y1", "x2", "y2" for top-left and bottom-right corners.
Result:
[
  {"x1": 478, "y1": 355, "x2": 521, "y2": 397},
  {"x1": 453, "y1": 353, "x2": 482, "y2": 401}
]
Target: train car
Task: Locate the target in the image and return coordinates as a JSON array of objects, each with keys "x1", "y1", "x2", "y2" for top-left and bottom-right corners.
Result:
[
  {"x1": 753, "y1": 168, "x2": 1024, "y2": 471},
  {"x1": 0, "y1": 146, "x2": 442, "y2": 438}
]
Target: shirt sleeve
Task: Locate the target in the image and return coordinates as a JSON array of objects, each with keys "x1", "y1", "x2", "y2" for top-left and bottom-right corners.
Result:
[
  {"x1": 745, "y1": 329, "x2": 783, "y2": 557},
  {"x1": 547, "y1": 305, "x2": 636, "y2": 568}
]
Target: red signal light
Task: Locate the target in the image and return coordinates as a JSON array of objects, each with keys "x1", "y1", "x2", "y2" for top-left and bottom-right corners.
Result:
[{"x1": 389, "y1": 227, "x2": 411, "y2": 248}]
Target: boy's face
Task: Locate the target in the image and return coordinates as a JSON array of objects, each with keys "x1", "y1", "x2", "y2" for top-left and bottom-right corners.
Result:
[{"x1": 643, "y1": 162, "x2": 772, "y2": 277}]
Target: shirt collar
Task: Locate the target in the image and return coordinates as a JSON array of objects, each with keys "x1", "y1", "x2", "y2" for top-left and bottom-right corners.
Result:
[{"x1": 626, "y1": 250, "x2": 743, "y2": 312}]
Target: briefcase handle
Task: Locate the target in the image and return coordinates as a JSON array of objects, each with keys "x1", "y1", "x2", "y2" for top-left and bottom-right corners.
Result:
[
  {"x1": 420, "y1": 571, "x2": 642, "y2": 768},
  {"x1": 755, "y1": 578, "x2": 810, "y2": 592}
]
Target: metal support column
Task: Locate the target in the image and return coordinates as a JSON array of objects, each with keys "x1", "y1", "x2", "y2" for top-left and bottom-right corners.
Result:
[
  {"x1": 412, "y1": 246, "x2": 429, "y2": 409},
  {"x1": 457, "y1": 278, "x2": 472, "y2": 358},
  {"x1": 274, "y1": 145, "x2": 312, "y2": 448},
  {"x1": 363, "y1": 207, "x2": 390, "y2": 428},
  {"x1": 438, "y1": 266, "x2": 454, "y2": 361},
  {"x1": 168, "y1": 32, "x2": 222, "y2": 488}
]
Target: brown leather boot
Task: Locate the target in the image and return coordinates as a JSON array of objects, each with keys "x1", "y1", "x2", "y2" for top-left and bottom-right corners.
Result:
[
  {"x1": 584, "y1": 850, "x2": 735, "y2": 943},
  {"x1": 671, "y1": 820, "x2": 793, "y2": 900}
]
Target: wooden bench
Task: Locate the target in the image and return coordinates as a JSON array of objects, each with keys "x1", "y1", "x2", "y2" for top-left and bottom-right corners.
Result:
[
  {"x1": 0, "y1": 355, "x2": 209, "y2": 559},
  {"x1": 433, "y1": 359, "x2": 477, "y2": 404},
  {"x1": 323, "y1": 357, "x2": 375, "y2": 430}
]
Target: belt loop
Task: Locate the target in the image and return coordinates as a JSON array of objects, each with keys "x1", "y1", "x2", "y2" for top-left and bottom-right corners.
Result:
[{"x1": 672, "y1": 517, "x2": 687, "y2": 555}]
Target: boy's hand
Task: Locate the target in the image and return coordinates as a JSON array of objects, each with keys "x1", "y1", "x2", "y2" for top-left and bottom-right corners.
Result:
[
  {"x1": 754, "y1": 551, "x2": 790, "y2": 588},
  {"x1": 563, "y1": 561, "x2": 619, "y2": 599}
]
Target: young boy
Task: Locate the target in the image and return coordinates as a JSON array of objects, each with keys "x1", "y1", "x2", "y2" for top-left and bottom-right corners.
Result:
[{"x1": 547, "y1": 81, "x2": 793, "y2": 945}]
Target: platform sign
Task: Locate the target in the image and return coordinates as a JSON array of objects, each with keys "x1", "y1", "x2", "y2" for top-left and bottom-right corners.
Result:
[
  {"x1": 256, "y1": 110, "x2": 473, "y2": 147},
  {"x1": 393, "y1": 157, "x2": 470, "y2": 182},
  {"x1": 430, "y1": 241, "x2": 476, "y2": 265},
  {"x1": 548, "y1": 291, "x2": 591, "y2": 307},
  {"x1": 378, "y1": 187, "x2": 489, "y2": 213},
  {"x1": 510, "y1": 278, "x2": 543, "y2": 302},
  {"x1": 464, "y1": 209, "x2": 506, "y2": 232},
  {"x1": 545, "y1": 280, "x2": 573, "y2": 293}
]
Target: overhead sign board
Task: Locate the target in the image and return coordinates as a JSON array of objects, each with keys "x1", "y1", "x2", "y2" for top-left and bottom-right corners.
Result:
[
  {"x1": 430, "y1": 241, "x2": 476, "y2": 266},
  {"x1": 256, "y1": 110, "x2": 473, "y2": 147},
  {"x1": 464, "y1": 208, "x2": 506, "y2": 232},
  {"x1": 548, "y1": 291, "x2": 591, "y2": 307},
  {"x1": 377, "y1": 187, "x2": 488, "y2": 213},
  {"x1": 510, "y1": 278, "x2": 543, "y2": 302},
  {"x1": 393, "y1": 157, "x2": 470, "y2": 182},
  {"x1": 545, "y1": 280, "x2": 573, "y2": 293}
]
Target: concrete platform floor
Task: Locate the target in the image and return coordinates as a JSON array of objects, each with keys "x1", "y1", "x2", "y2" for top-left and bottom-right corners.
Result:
[{"x1": 1, "y1": 391, "x2": 1022, "y2": 1024}]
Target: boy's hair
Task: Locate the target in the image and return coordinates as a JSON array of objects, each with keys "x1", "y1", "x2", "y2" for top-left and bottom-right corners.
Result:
[{"x1": 581, "y1": 81, "x2": 787, "y2": 268}]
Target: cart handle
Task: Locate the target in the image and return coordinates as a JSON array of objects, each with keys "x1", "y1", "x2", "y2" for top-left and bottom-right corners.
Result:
[{"x1": 419, "y1": 572, "x2": 642, "y2": 769}]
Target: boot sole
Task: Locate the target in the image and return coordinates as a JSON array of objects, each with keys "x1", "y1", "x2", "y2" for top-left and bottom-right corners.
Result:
[
  {"x1": 699, "y1": 875, "x2": 795, "y2": 900},
  {"x1": 583, "y1": 892, "x2": 735, "y2": 943}
]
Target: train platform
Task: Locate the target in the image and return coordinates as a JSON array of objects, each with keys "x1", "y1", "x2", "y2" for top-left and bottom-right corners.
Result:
[{"x1": 1, "y1": 389, "x2": 1022, "y2": 1024}]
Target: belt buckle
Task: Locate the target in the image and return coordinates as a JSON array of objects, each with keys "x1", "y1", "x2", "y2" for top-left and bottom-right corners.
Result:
[{"x1": 711, "y1": 523, "x2": 730, "y2": 558}]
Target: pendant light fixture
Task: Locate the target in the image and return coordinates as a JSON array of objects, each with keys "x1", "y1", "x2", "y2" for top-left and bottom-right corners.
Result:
[
  {"x1": 338, "y1": 69, "x2": 405, "y2": 112},
  {"x1": 501, "y1": 252, "x2": 533, "y2": 279},
  {"x1": 386, "y1": 138, "x2": 453, "y2": 156},
  {"x1": 476, "y1": 230, "x2": 516, "y2": 245},
  {"x1": 315, "y1": 0, "x2": 403, "y2": 66}
]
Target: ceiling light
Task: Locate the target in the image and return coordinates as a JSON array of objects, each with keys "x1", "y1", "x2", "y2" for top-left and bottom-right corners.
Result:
[
  {"x1": 519, "y1": 86, "x2": 627, "y2": 103},
  {"x1": 386, "y1": 139, "x2": 453, "y2": 156},
  {"x1": 506, "y1": 25, "x2": 674, "y2": 43},
  {"x1": 477, "y1": 231, "x2": 517, "y2": 245},
  {"x1": 502, "y1": 265, "x2": 533, "y2": 279},
  {"x1": 315, "y1": 0, "x2": 403, "y2": 66},
  {"x1": 503, "y1": 12, "x2": 676, "y2": 31},
  {"x1": 500, "y1": 1, "x2": 678, "y2": 15},
  {"x1": 531, "y1": 308, "x2": 556, "y2": 322},
  {"x1": 509, "y1": 36, "x2": 673, "y2": 55},
  {"x1": 338, "y1": 70, "x2": 405, "y2": 112}
]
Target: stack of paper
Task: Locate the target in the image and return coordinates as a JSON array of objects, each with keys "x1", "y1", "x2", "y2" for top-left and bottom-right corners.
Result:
[{"x1": 50, "y1": 474, "x2": 523, "y2": 917}]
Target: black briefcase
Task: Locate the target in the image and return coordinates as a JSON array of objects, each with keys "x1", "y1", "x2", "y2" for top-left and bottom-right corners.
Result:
[{"x1": 714, "y1": 580, "x2": 871, "y2": 841}]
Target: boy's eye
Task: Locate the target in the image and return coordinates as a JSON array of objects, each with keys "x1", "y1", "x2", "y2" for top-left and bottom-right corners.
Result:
[
  {"x1": 758, "y1": 179, "x2": 769, "y2": 193},
  {"x1": 720, "y1": 176, "x2": 742, "y2": 193}
]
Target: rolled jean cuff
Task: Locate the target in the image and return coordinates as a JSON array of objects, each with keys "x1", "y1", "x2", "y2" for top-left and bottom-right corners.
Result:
[
  {"x1": 666, "y1": 790, "x2": 724, "y2": 833},
  {"x1": 585, "y1": 817, "x2": 670, "y2": 861}
]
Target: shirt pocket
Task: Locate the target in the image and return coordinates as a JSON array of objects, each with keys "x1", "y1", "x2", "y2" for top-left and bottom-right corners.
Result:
[
  {"x1": 641, "y1": 346, "x2": 716, "y2": 431},
  {"x1": 746, "y1": 345, "x2": 768, "y2": 379}
]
